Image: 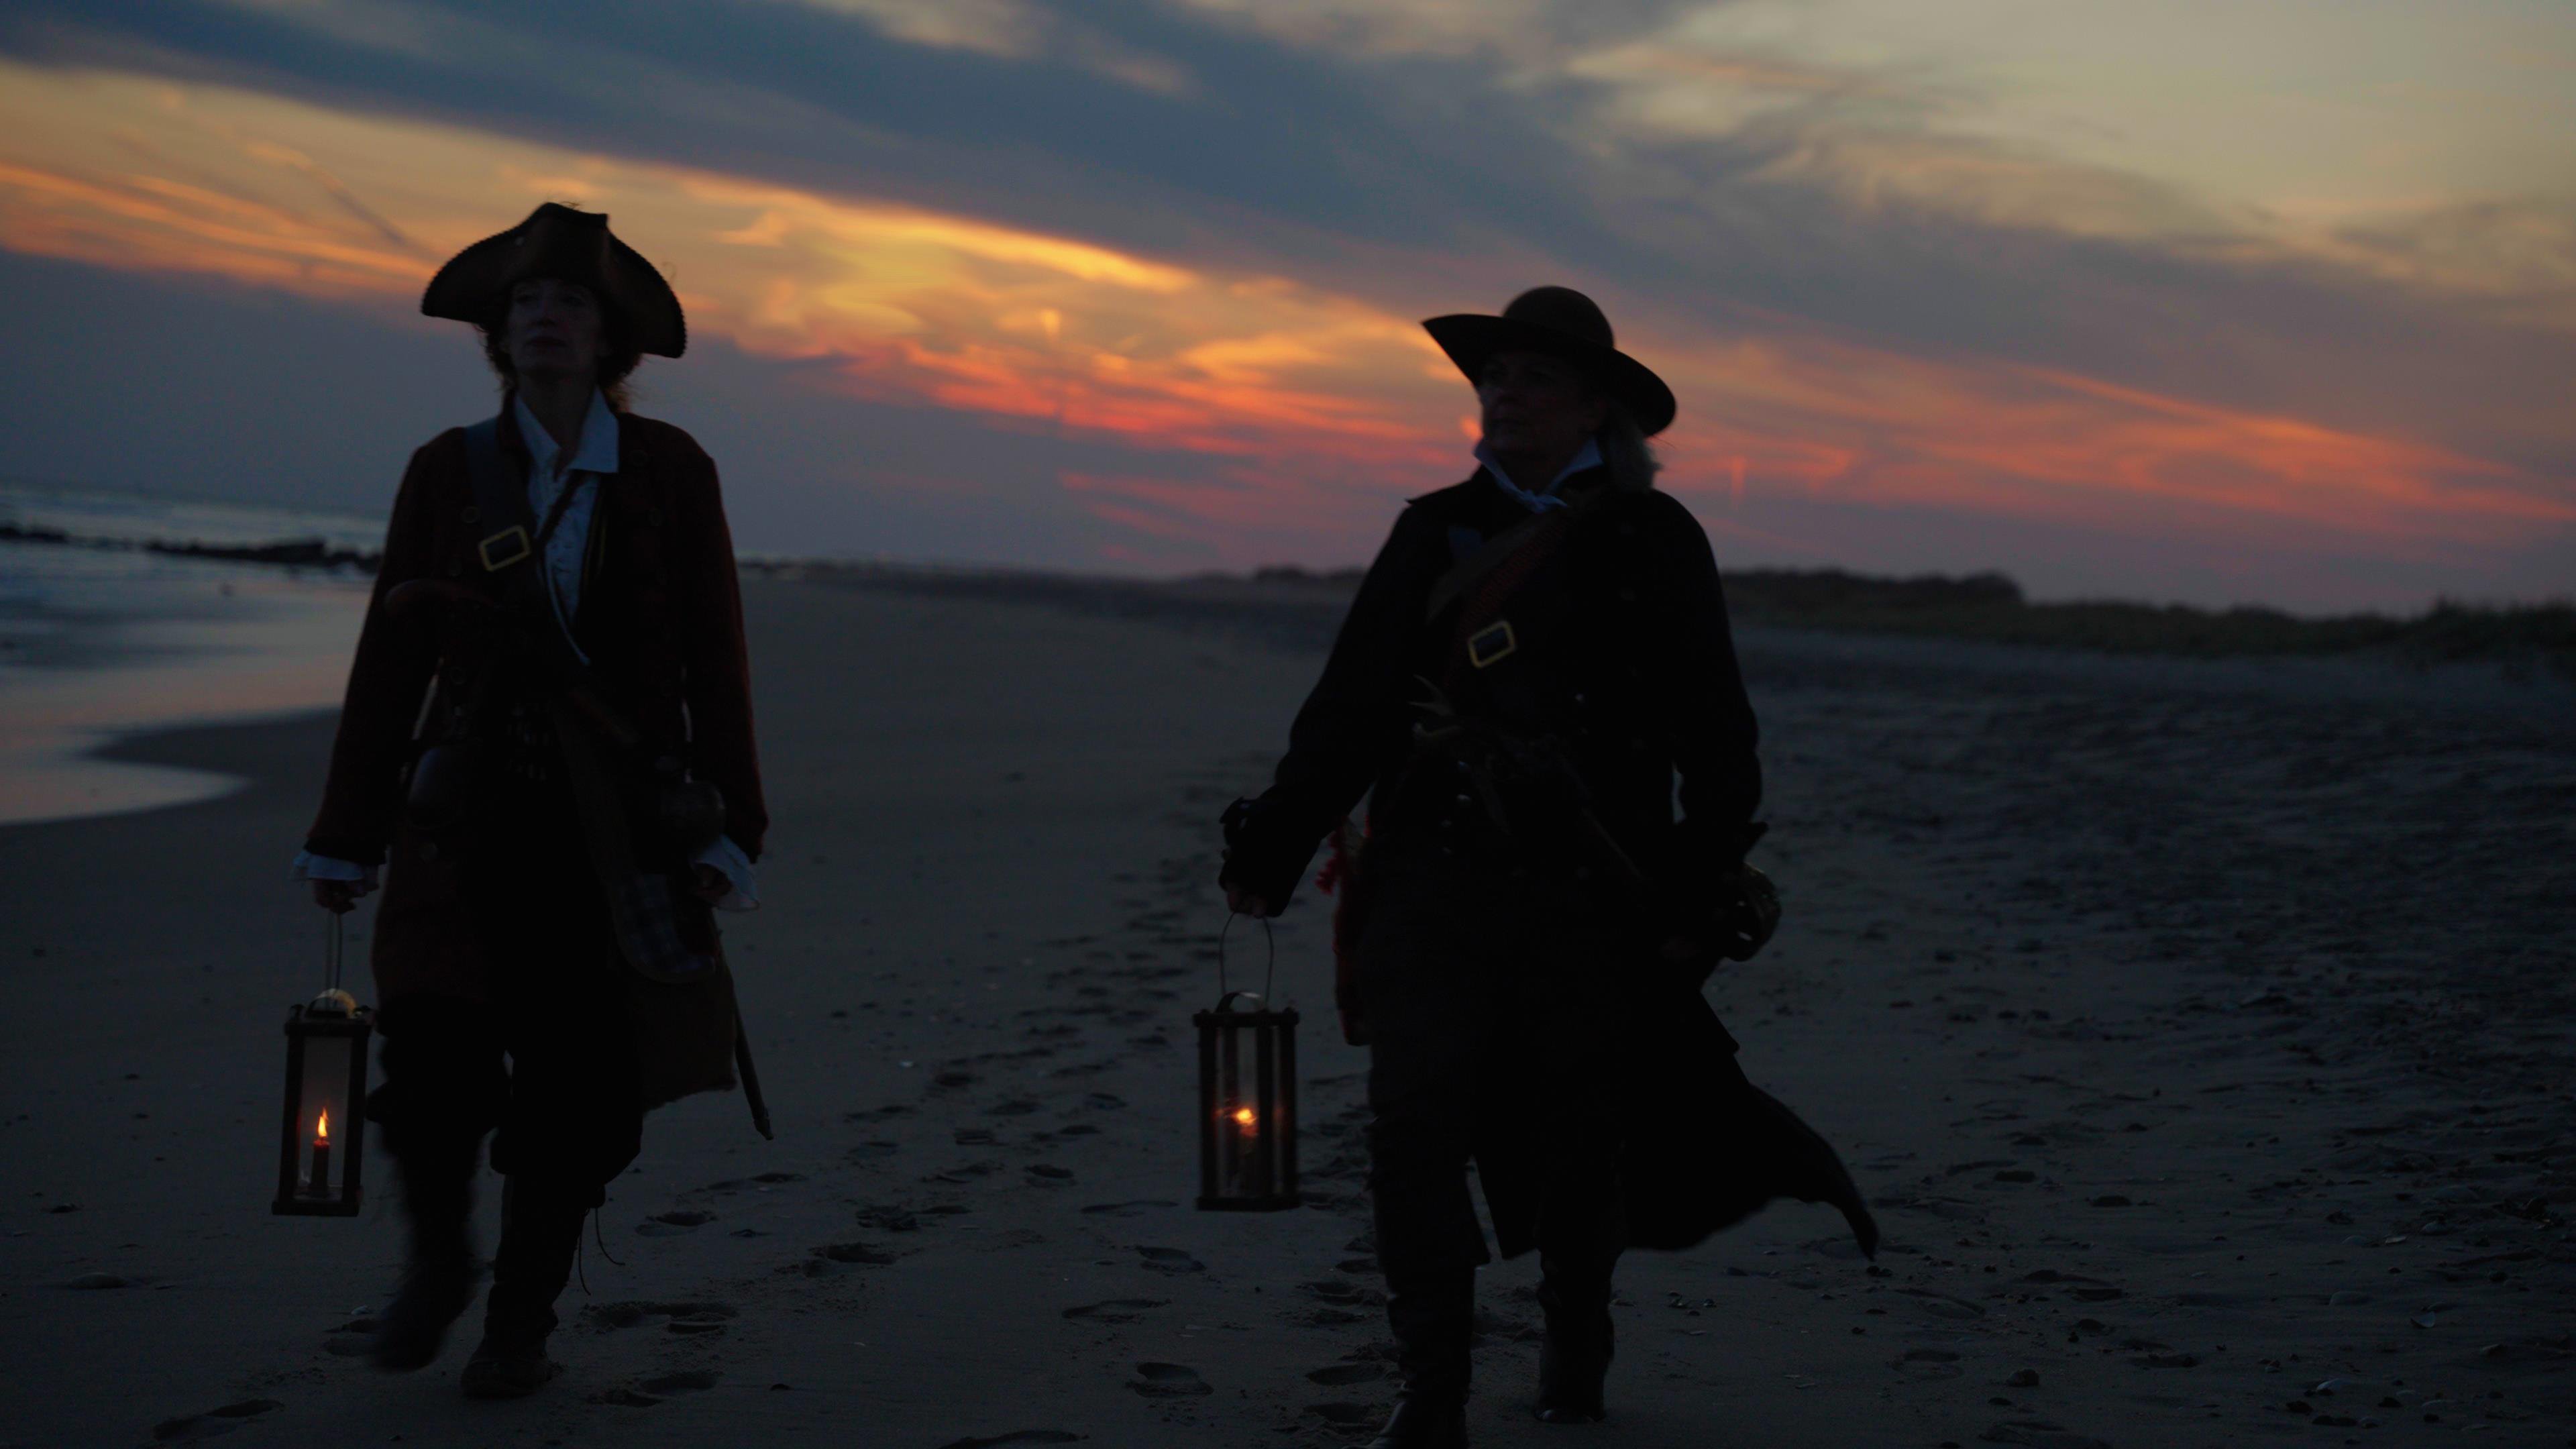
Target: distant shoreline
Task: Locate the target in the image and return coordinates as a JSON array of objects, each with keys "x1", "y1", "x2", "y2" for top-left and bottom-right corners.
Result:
[{"x1": 6, "y1": 519, "x2": 2566, "y2": 678}]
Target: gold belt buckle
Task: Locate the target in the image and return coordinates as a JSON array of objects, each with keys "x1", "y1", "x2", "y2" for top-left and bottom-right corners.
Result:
[
  {"x1": 1467, "y1": 620, "x2": 1517, "y2": 669},
  {"x1": 478, "y1": 525, "x2": 531, "y2": 572}
]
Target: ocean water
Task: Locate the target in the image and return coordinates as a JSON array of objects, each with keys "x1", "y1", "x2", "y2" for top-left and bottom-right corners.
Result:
[{"x1": 0, "y1": 482, "x2": 379, "y2": 825}]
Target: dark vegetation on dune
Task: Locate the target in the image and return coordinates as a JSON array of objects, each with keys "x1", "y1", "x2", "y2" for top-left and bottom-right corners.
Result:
[
  {"x1": 1715, "y1": 568, "x2": 2576, "y2": 674},
  {"x1": 7, "y1": 519, "x2": 2563, "y2": 676},
  {"x1": 1158, "y1": 563, "x2": 2576, "y2": 678},
  {"x1": 0, "y1": 521, "x2": 376, "y2": 570}
]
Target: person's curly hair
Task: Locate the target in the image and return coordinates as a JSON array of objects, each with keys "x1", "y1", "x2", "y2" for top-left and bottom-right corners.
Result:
[{"x1": 474, "y1": 295, "x2": 644, "y2": 411}]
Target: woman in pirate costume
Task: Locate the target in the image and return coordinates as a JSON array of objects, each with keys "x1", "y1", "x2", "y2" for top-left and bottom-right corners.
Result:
[
  {"x1": 292, "y1": 203, "x2": 768, "y2": 1398},
  {"x1": 1220, "y1": 288, "x2": 1876, "y2": 1448}
]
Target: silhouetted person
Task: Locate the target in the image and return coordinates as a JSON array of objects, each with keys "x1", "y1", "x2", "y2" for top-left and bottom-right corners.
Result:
[
  {"x1": 294, "y1": 203, "x2": 767, "y2": 1398},
  {"x1": 1220, "y1": 288, "x2": 1875, "y2": 1447}
]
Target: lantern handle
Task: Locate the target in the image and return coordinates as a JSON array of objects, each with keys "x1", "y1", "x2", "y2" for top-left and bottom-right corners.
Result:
[
  {"x1": 1216, "y1": 911, "x2": 1276, "y2": 1006},
  {"x1": 324, "y1": 909, "x2": 344, "y2": 995}
]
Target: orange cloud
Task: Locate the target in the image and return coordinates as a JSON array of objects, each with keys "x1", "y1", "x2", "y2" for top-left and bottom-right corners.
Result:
[{"x1": 0, "y1": 58, "x2": 2561, "y2": 576}]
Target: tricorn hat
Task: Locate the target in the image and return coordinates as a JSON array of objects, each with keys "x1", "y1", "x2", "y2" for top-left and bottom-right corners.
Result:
[
  {"x1": 1423, "y1": 286, "x2": 1674, "y2": 436},
  {"x1": 421, "y1": 202, "x2": 686, "y2": 358}
]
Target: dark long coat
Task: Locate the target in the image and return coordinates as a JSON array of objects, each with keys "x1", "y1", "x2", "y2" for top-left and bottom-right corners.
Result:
[
  {"x1": 1226, "y1": 466, "x2": 1875, "y2": 1258},
  {"x1": 307, "y1": 407, "x2": 767, "y2": 1109}
]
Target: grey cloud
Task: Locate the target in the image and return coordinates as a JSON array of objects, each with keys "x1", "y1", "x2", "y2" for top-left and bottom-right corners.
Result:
[{"x1": 5, "y1": 0, "x2": 2569, "y2": 482}]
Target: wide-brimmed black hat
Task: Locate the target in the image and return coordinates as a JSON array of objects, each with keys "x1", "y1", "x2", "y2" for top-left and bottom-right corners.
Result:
[
  {"x1": 421, "y1": 202, "x2": 686, "y2": 358},
  {"x1": 1423, "y1": 286, "x2": 1674, "y2": 436}
]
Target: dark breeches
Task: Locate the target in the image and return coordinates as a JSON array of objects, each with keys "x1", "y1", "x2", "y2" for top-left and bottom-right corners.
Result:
[
  {"x1": 1358, "y1": 847, "x2": 1631, "y2": 1281},
  {"x1": 366, "y1": 799, "x2": 642, "y2": 1209}
]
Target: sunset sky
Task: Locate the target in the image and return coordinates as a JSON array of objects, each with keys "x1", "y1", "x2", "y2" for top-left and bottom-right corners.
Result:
[{"x1": 2, "y1": 1, "x2": 2570, "y2": 610}]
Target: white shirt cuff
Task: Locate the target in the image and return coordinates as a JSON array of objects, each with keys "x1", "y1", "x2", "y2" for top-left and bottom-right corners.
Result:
[
  {"x1": 694, "y1": 835, "x2": 759, "y2": 912},
  {"x1": 290, "y1": 851, "x2": 375, "y2": 884}
]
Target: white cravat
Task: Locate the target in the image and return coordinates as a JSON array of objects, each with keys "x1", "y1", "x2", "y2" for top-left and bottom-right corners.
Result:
[
  {"x1": 1474, "y1": 437, "x2": 1602, "y2": 512},
  {"x1": 512, "y1": 390, "x2": 619, "y2": 662}
]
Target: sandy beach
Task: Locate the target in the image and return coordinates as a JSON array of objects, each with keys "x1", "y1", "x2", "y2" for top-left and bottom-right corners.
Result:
[{"x1": 3, "y1": 572, "x2": 2571, "y2": 1449}]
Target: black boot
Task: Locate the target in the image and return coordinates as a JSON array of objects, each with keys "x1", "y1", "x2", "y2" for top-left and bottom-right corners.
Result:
[
  {"x1": 459, "y1": 1177, "x2": 587, "y2": 1399},
  {"x1": 372, "y1": 1145, "x2": 481, "y2": 1372},
  {"x1": 1532, "y1": 1257, "x2": 1613, "y2": 1424},
  {"x1": 1368, "y1": 1268, "x2": 1474, "y2": 1449}
]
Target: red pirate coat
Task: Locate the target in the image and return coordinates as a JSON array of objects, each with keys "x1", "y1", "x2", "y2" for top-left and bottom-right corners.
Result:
[{"x1": 306, "y1": 405, "x2": 767, "y2": 1107}]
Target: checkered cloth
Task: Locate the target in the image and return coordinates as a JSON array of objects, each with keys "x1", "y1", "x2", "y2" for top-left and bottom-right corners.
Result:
[{"x1": 609, "y1": 869, "x2": 720, "y2": 985}]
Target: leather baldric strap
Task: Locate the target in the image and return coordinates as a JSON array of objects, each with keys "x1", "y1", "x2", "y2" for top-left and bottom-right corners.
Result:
[
  {"x1": 461, "y1": 417, "x2": 532, "y2": 573},
  {"x1": 1424, "y1": 482, "x2": 1613, "y2": 698},
  {"x1": 461, "y1": 415, "x2": 592, "y2": 657}
]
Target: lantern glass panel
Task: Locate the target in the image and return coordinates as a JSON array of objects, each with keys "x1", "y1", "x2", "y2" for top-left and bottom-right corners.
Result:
[
  {"x1": 274, "y1": 1001, "x2": 372, "y2": 1216},
  {"x1": 1195, "y1": 995, "x2": 1298, "y2": 1212}
]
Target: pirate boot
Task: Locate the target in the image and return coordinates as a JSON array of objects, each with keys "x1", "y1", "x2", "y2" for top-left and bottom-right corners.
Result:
[
  {"x1": 1532, "y1": 1250, "x2": 1614, "y2": 1424},
  {"x1": 460, "y1": 1177, "x2": 587, "y2": 1398},
  {"x1": 1368, "y1": 1266, "x2": 1474, "y2": 1448},
  {"x1": 371, "y1": 1138, "x2": 480, "y2": 1372}
]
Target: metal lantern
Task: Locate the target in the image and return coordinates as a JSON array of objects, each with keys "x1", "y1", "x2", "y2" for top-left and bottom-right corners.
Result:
[
  {"x1": 274, "y1": 916, "x2": 374, "y2": 1216},
  {"x1": 1195, "y1": 917, "x2": 1299, "y2": 1212}
]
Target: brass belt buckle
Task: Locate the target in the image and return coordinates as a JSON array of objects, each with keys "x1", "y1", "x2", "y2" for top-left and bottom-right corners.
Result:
[
  {"x1": 478, "y1": 525, "x2": 531, "y2": 572},
  {"x1": 1467, "y1": 619, "x2": 1517, "y2": 669}
]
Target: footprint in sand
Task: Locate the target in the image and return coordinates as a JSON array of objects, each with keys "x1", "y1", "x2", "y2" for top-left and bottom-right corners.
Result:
[
  {"x1": 1305, "y1": 1403, "x2": 1377, "y2": 1428},
  {"x1": 641, "y1": 1371, "x2": 720, "y2": 1395},
  {"x1": 321, "y1": 1313, "x2": 380, "y2": 1356},
  {"x1": 991, "y1": 1099, "x2": 1040, "y2": 1117},
  {"x1": 1305, "y1": 1363, "x2": 1387, "y2": 1386},
  {"x1": 591, "y1": 1371, "x2": 716, "y2": 1409},
  {"x1": 1082, "y1": 1093, "x2": 1126, "y2": 1110},
  {"x1": 1301, "y1": 1279, "x2": 1368, "y2": 1302},
  {"x1": 813, "y1": 1242, "x2": 898, "y2": 1266},
  {"x1": 955, "y1": 1128, "x2": 1000, "y2": 1146},
  {"x1": 595, "y1": 1370, "x2": 720, "y2": 1407},
  {"x1": 1063, "y1": 1298, "x2": 1167, "y2": 1324},
  {"x1": 637, "y1": 1210, "x2": 717, "y2": 1236},
  {"x1": 586, "y1": 1301, "x2": 740, "y2": 1331},
  {"x1": 849, "y1": 1141, "x2": 900, "y2": 1161},
  {"x1": 1134, "y1": 1246, "x2": 1205, "y2": 1274},
  {"x1": 1080, "y1": 1201, "x2": 1174, "y2": 1218},
  {"x1": 845, "y1": 1104, "x2": 915, "y2": 1123},
  {"x1": 1028, "y1": 1164, "x2": 1073, "y2": 1180},
  {"x1": 150, "y1": 1399, "x2": 282, "y2": 1442},
  {"x1": 935, "y1": 1432, "x2": 1085, "y2": 1448},
  {"x1": 1130, "y1": 1362, "x2": 1212, "y2": 1398},
  {"x1": 1057, "y1": 1124, "x2": 1100, "y2": 1138},
  {"x1": 702, "y1": 1171, "x2": 806, "y2": 1193}
]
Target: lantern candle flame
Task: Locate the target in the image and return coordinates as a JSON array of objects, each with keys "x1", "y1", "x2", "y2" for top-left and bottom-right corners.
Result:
[
  {"x1": 1232, "y1": 1106, "x2": 1258, "y2": 1131},
  {"x1": 305, "y1": 1108, "x2": 333, "y2": 1195}
]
